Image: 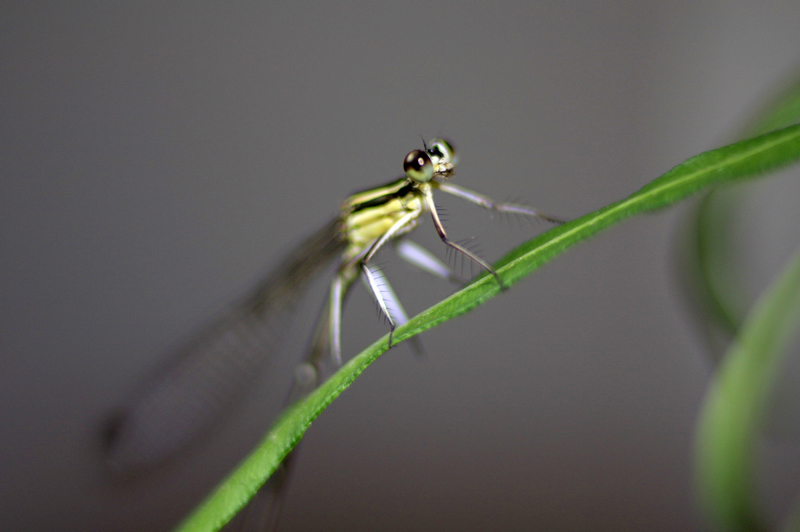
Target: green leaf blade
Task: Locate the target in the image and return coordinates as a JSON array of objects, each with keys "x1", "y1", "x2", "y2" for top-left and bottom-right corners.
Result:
[
  {"x1": 682, "y1": 70, "x2": 800, "y2": 350},
  {"x1": 175, "y1": 124, "x2": 800, "y2": 532},
  {"x1": 695, "y1": 245, "x2": 800, "y2": 532}
]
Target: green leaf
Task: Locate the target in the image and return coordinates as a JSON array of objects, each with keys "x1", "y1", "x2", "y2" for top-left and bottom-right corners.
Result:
[
  {"x1": 685, "y1": 71, "x2": 800, "y2": 531},
  {"x1": 175, "y1": 124, "x2": 800, "y2": 532},
  {"x1": 695, "y1": 245, "x2": 800, "y2": 532},
  {"x1": 687, "y1": 71, "x2": 800, "y2": 351}
]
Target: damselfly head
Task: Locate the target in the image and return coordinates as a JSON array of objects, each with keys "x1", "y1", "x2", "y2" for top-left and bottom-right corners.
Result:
[{"x1": 404, "y1": 138, "x2": 458, "y2": 183}]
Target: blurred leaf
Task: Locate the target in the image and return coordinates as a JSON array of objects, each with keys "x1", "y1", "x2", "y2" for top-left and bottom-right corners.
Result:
[
  {"x1": 176, "y1": 124, "x2": 800, "y2": 532},
  {"x1": 686, "y1": 69, "x2": 800, "y2": 353},
  {"x1": 684, "y1": 68, "x2": 800, "y2": 531},
  {"x1": 695, "y1": 245, "x2": 800, "y2": 532}
]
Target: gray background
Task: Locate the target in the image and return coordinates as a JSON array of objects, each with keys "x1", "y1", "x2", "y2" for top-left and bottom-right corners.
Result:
[{"x1": 2, "y1": 2, "x2": 800, "y2": 531}]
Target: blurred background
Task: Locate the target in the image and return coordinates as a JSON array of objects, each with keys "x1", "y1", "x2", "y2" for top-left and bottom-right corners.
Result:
[{"x1": 2, "y1": 2, "x2": 800, "y2": 531}]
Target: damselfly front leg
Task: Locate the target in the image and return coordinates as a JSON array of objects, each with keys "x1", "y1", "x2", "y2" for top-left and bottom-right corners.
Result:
[{"x1": 436, "y1": 181, "x2": 567, "y2": 225}]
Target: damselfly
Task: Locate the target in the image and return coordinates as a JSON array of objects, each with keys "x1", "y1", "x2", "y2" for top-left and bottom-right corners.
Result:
[{"x1": 103, "y1": 138, "x2": 564, "y2": 474}]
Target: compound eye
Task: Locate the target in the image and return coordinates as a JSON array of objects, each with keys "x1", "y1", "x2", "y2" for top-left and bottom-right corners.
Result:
[
  {"x1": 427, "y1": 138, "x2": 458, "y2": 166},
  {"x1": 403, "y1": 150, "x2": 434, "y2": 182}
]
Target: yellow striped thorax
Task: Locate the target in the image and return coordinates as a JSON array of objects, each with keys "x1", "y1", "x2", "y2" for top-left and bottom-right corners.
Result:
[
  {"x1": 341, "y1": 178, "x2": 425, "y2": 261},
  {"x1": 339, "y1": 138, "x2": 459, "y2": 263}
]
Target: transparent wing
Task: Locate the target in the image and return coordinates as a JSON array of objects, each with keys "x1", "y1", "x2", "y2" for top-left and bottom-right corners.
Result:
[
  {"x1": 232, "y1": 300, "x2": 335, "y2": 532},
  {"x1": 102, "y1": 218, "x2": 345, "y2": 473}
]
